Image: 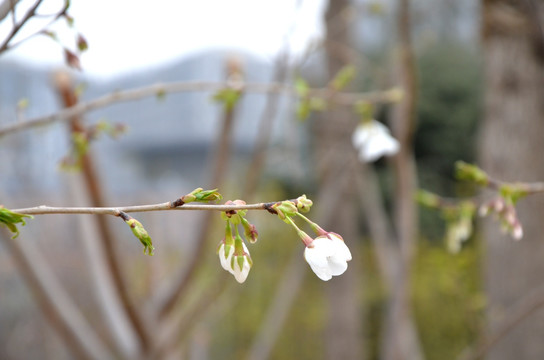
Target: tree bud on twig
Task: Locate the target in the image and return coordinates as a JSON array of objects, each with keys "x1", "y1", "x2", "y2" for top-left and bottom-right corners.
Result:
[{"x1": 118, "y1": 211, "x2": 154, "y2": 255}]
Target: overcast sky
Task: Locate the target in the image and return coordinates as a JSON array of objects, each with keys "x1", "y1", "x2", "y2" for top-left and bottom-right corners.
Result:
[{"x1": 0, "y1": 0, "x2": 328, "y2": 77}]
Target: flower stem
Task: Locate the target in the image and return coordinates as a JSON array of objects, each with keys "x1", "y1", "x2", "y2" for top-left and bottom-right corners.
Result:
[
  {"x1": 295, "y1": 212, "x2": 326, "y2": 236},
  {"x1": 285, "y1": 216, "x2": 313, "y2": 247}
]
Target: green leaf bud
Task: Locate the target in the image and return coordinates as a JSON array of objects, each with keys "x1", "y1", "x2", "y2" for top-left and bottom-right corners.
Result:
[
  {"x1": 331, "y1": 65, "x2": 356, "y2": 91},
  {"x1": 415, "y1": 189, "x2": 441, "y2": 208},
  {"x1": 455, "y1": 161, "x2": 489, "y2": 186},
  {"x1": 213, "y1": 88, "x2": 241, "y2": 111},
  {"x1": 125, "y1": 218, "x2": 154, "y2": 256},
  {"x1": 294, "y1": 76, "x2": 310, "y2": 97},
  {"x1": 272, "y1": 201, "x2": 298, "y2": 220},
  {"x1": 0, "y1": 207, "x2": 33, "y2": 239}
]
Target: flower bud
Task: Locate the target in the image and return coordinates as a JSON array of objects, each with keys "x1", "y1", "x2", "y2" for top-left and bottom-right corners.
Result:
[
  {"x1": 455, "y1": 161, "x2": 489, "y2": 186},
  {"x1": 512, "y1": 222, "x2": 523, "y2": 241},
  {"x1": 226, "y1": 235, "x2": 252, "y2": 283},
  {"x1": 241, "y1": 217, "x2": 258, "y2": 243},
  {"x1": 415, "y1": 190, "x2": 441, "y2": 208},
  {"x1": 272, "y1": 201, "x2": 298, "y2": 220},
  {"x1": 296, "y1": 195, "x2": 313, "y2": 213}
]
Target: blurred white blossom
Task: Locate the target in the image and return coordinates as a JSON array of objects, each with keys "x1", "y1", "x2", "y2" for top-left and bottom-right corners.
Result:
[{"x1": 352, "y1": 120, "x2": 399, "y2": 162}]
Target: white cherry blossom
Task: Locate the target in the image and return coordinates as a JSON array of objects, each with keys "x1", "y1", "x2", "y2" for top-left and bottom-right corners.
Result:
[
  {"x1": 304, "y1": 233, "x2": 352, "y2": 281},
  {"x1": 218, "y1": 242, "x2": 234, "y2": 273},
  {"x1": 219, "y1": 239, "x2": 252, "y2": 283},
  {"x1": 352, "y1": 120, "x2": 399, "y2": 162},
  {"x1": 231, "y1": 252, "x2": 252, "y2": 283}
]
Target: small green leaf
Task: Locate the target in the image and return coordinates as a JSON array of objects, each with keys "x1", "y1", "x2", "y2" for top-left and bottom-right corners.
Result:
[
  {"x1": 294, "y1": 76, "x2": 310, "y2": 97},
  {"x1": 180, "y1": 188, "x2": 223, "y2": 204},
  {"x1": 213, "y1": 88, "x2": 241, "y2": 111},
  {"x1": 415, "y1": 189, "x2": 441, "y2": 208},
  {"x1": 455, "y1": 161, "x2": 489, "y2": 186},
  {"x1": 499, "y1": 184, "x2": 528, "y2": 205},
  {"x1": 331, "y1": 65, "x2": 356, "y2": 91},
  {"x1": 77, "y1": 34, "x2": 88, "y2": 52},
  {"x1": 0, "y1": 207, "x2": 33, "y2": 239}
]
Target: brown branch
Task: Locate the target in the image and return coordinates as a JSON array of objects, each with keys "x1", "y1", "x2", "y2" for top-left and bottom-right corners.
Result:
[
  {"x1": 0, "y1": 0, "x2": 43, "y2": 53},
  {"x1": 10, "y1": 201, "x2": 286, "y2": 216},
  {"x1": 0, "y1": 81, "x2": 399, "y2": 139},
  {"x1": 0, "y1": 0, "x2": 69, "y2": 54},
  {"x1": 55, "y1": 74, "x2": 151, "y2": 355},
  {"x1": 0, "y1": 229, "x2": 112, "y2": 360}
]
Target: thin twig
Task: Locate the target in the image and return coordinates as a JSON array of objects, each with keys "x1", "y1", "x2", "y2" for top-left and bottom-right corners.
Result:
[
  {"x1": 0, "y1": 0, "x2": 43, "y2": 53},
  {"x1": 0, "y1": 81, "x2": 398, "y2": 139},
  {"x1": 11, "y1": 201, "x2": 282, "y2": 216},
  {"x1": 486, "y1": 178, "x2": 544, "y2": 194},
  {"x1": 5, "y1": 0, "x2": 69, "y2": 51},
  {"x1": 56, "y1": 75, "x2": 150, "y2": 355}
]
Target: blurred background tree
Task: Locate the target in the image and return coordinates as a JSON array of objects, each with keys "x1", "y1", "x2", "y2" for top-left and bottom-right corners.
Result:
[{"x1": 2, "y1": 0, "x2": 544, "y2": 360}]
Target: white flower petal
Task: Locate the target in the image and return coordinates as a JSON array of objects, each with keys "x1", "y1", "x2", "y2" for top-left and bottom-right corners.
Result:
[
  {"x1": 329, "y1": 234, "x2": 352, "y2": 262},
  {"x1": 218, "y1": 243, "x2": 234, "y2": 274},
  {"x1": 304, "y1": 236, "x2": 352, "y2": 281},
  {"x1": 304, "y1": 243, "x2": 334, "y2": 281},
  {"x1": 328, "y1": 258, "x2": 348, "y2": 276},
  {"x1": 232, "y1": 256, "x2": 251, "y2": 283},
  {"x1": 352, "y1": 124, "x2": 371, "y2": 147}
]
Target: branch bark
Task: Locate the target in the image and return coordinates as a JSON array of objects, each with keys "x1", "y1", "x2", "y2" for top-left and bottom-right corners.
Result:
[
  {"x1": 55, "y1": 73, "x2": 151, "y2": 355},
  {"x1": 0, "y1": 81, "x2": 398, "y2": 139}
]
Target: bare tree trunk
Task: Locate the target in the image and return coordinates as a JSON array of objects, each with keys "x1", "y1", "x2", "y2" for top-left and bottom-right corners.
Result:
[
  {"x1": 480, "y1": 1, "x2": 544, "y2": 359},
  {"x1": 320, "y1": 1, "x2": 364, "y2": 359}
]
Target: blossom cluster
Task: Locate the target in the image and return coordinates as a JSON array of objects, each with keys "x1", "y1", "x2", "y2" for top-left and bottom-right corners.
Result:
[
  {"x1": 216, "y1": 196, "x2": 352, "y2": 283},
  {"x1": 479, "y1": 197, "x2": 523, "y2": 240}
]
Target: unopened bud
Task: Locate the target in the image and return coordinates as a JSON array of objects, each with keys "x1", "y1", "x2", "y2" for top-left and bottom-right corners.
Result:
[
  {"x1": 455, "y1": 161, "x2": 489, "y2": 186},
  {"x1": 125, "y1": 218, "x2": 154, "y2": 256},
  {"x1": 296, "y1": 195, "x2": 313, "y2": 213},
  {"x1": 272, "y1": 201, "x2": 298, "y2": 220},
  {"x1": 512, "y1": 222, "x2": 523, "y2": 241},
  {"x1": 241, "y1": 217, "x2": 258, "y2": 243}
]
